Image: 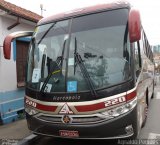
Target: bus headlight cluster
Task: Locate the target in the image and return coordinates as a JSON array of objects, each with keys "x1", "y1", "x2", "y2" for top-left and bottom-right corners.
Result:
[
  {"x1": 101, "y1": 97, "x2": 137, "y2": 117},
  {"x1": 25, "y1": 107, "x2": 39, "y2": 115}
]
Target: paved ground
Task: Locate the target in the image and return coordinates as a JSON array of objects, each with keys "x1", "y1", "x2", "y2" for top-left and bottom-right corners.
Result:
[
  {"x1": 0, "y1": 119, "x2": 31, "y2": 139},
  {"x1": 139, "y1": 86, "x2": 160, "y2": 139}
]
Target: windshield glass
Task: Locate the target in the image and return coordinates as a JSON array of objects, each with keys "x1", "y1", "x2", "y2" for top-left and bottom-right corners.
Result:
[
  {"x1": 27, "y1": 9, "x2": 131, "y2": 93},
  {"x1": 27, "y1": 20, "x2": 69, "y2": 92}
]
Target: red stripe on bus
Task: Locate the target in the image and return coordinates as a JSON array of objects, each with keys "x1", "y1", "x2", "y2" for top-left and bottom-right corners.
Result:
[
  {"x1": 36, "y1": 103, "x2": 57, "y2": 112},
  {"x1": 25, "y1": 97, "x2": 57, "y2": 112},
  {"x1": 126, "y1": 91, "x2": 137, "y2": 101},
  {"x1": 75, "y1": 102, "x2": 105, "y2": 112}
]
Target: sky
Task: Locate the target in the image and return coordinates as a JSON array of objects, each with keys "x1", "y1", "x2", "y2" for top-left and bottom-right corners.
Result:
[{"x1": 5, "y1": 0, "x2": 160, "y2": 45}]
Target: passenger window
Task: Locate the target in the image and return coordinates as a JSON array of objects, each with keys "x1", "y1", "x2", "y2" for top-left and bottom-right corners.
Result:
[{"x1": 134, "y1": 41, "x2": 141, "y2": 77}]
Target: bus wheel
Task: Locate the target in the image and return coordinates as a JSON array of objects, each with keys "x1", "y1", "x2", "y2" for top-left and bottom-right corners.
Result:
[
  {"x1": 151, "y1": 82, "x2": 154, "y2": 99},
  {"x1": 141, "y1": 98, "x2": 148, "y2": 128}
]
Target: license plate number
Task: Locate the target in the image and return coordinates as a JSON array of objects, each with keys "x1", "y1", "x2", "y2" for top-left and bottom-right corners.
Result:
[{"x1": 59, "y1": 130, "x2": 79, "y2": 138}]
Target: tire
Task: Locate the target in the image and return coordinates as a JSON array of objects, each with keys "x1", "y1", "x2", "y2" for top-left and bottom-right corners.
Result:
[
  {"x1": 141, "y1": 97, "x2": 148, "y2": 128},
  {"x1": 151, "y1": 82, "x2": 154, "y2": 99}
]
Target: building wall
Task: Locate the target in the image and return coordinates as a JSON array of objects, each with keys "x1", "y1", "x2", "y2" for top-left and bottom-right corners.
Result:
[
  {"x1": 0, "y1": 15, "x2": 36, "y2": 92},
  {"x1": 0, "y1": 15, "x2": 37, "y2": 123}
]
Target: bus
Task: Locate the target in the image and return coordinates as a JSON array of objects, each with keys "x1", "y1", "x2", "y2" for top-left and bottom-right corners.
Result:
[{"x1": 3, "y1": 1, "x2": 154, "y2": 139}]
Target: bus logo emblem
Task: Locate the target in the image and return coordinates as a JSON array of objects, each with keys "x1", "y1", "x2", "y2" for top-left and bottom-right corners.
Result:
[
  {"x1": 62, "y1": 115, "x2": 72, "y2": 124},
  {"x1": 59, "y1": 103, "x2": 73, "y2": 114}
]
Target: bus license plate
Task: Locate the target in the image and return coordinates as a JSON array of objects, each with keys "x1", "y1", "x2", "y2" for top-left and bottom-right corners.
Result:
[{"x1": 59, "y1": 130, "x2": 79, "y2": 138}]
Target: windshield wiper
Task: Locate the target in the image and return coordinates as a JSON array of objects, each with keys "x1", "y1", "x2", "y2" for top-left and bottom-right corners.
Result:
[
  {"x1": 40, "y1": 38, "x2": 66, "y2": 93},
  {"x1": 74, "y1": 38, "x2": 98, "y2": 97},
  {"x1": 40, "y1": 69, "x2": 61, "y2": 93}
]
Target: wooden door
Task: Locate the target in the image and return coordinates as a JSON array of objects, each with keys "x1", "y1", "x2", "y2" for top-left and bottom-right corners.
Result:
[{"x1": 16, "y1": 40, "x2": 29, "y2": 87}]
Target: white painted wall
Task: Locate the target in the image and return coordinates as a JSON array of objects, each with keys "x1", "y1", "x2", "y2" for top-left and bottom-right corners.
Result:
[{"x1": 0, "y1": 14, "x2": 36, "y2": 92}]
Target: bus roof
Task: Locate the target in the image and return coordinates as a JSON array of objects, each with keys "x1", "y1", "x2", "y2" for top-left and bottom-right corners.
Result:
[{"x1": 38, "y1": 1, "x2": 131, "y2": 25}]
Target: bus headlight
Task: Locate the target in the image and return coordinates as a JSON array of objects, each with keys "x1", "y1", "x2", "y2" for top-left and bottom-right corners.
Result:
[
  {"x1": 101, "y1": 97, "x2": 137, "y2": 117},
  {"x1": 25, "y1": 107, "x2": 39, "y2": 115}
]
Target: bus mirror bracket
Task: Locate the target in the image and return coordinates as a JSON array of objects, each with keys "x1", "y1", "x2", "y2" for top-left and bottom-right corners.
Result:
[
  {"x1": 3, "y1": 31, "x2": 33, "y2": 59},
  {"x1": 129, "y1": 9, "x2": 141, "y2": 43}
]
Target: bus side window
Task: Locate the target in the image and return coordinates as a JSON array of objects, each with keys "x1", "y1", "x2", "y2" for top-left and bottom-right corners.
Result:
[
  {"x1": 134, "y1": 41, "x2": 141, "y2": 77},
  {"x1": 143, "y1": 32, "x2": 153, "y2": 62}
]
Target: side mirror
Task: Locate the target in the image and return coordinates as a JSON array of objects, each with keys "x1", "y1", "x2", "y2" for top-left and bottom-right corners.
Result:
[
  {"x1": 129, "y1": 9, "x2": 141, "y2": 43},
  {"x1": 3, "y1": 31, "x2": 33, "y2": 59}
]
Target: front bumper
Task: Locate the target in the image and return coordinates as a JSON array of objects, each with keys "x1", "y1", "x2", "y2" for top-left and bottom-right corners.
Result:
[{"x1": 26, "y1": 106, "x2": 138, "y2": 139}]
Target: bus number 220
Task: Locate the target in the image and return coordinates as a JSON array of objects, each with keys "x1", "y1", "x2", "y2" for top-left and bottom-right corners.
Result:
[{"x1": 104, "y1": 96, "x2": 126, "y2": 107}]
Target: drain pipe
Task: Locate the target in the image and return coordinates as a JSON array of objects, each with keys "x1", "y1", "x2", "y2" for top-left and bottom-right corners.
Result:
[{"x1": 7, "y1": 17, "x2": 20, "y2": 30}]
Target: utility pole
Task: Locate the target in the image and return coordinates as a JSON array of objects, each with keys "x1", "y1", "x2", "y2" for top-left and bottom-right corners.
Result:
[{"x1": 40, "y1": 4, "x2": 46, "y2": 16}]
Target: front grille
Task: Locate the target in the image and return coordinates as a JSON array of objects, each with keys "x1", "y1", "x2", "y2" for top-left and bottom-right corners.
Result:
[
  {"x1": 38, "y1": 115, "x2": 61, "y2": 124},
  {"x1": 36, "y1": 114, "x2": 107, "y2": 125}
]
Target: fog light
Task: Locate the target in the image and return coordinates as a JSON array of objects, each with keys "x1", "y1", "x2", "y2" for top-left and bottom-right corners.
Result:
[{"x1": 125, "y1": 125, "x2": 133, "y2": 134}]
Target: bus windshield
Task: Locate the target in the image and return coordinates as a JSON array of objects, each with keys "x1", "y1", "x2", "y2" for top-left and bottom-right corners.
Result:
[{"x1": 27, "y1": 8, "x2": 131, "y2": 93}]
